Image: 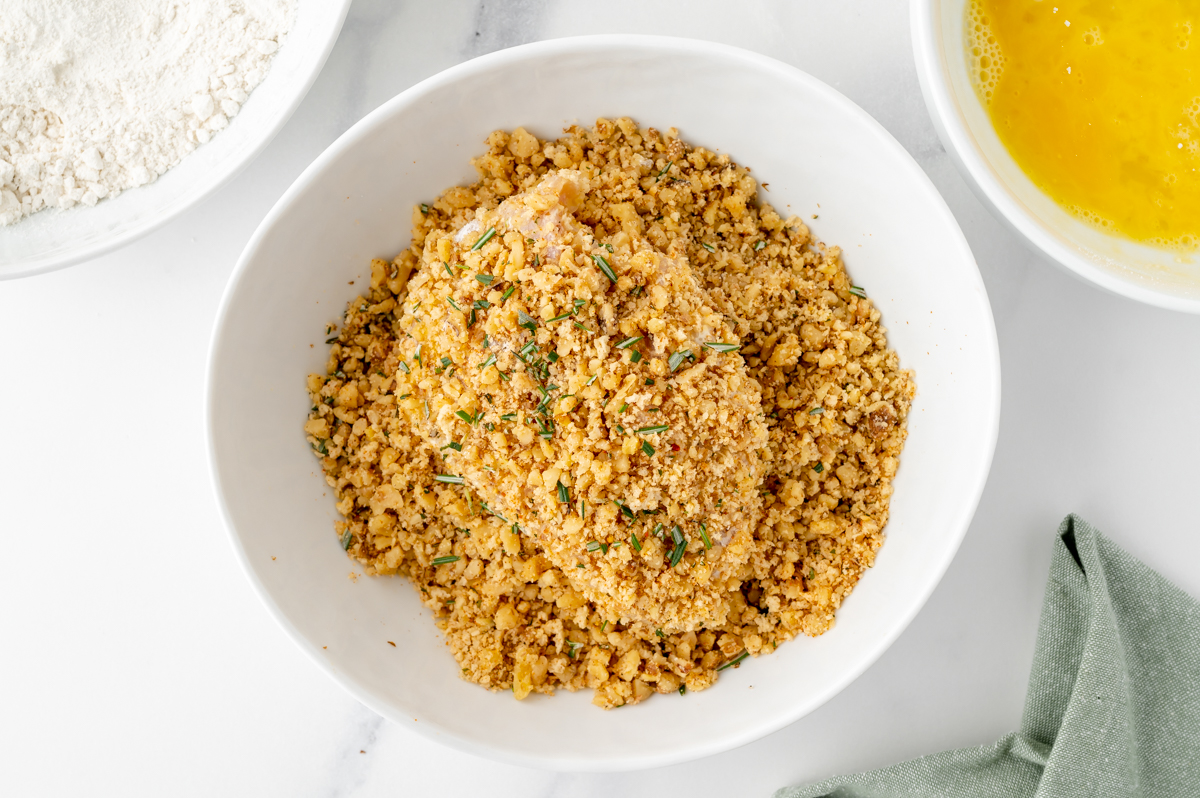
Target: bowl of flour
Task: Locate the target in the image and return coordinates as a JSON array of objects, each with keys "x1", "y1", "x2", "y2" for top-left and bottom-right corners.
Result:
[{"x1": 0, "y1": 0, "x2": 352, "y2": 279}]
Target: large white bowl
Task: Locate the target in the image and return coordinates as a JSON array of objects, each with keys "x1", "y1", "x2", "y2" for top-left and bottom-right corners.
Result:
[
  {"x1": 207, "y1": 35, "x2": 1000, "y2": 771},
  {"x1": 912, "y1": 0, "x2": 1200, "y2": 313},
  {"x1": 0, "y1": 0, "x2": 352, "y2": 280}
]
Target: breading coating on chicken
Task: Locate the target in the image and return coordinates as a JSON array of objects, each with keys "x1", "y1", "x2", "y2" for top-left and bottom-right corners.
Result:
[{"x1": 389, "y1": 169, "x2": 770, "y2": 633}]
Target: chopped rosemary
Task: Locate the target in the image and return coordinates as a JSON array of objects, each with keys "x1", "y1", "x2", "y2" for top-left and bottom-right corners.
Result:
[
  {"x1": 500, "y1": 412, "x2": 517, "y2": 421},
  {"x1": 652, "y1": 522, "x2": 664, "y2": 539},
  {"x1": 702, "y1": 342, "x2": 740, "y2": 353},
  {"x1": 440, "y1": 441, "x2": 463, "y2": 452},
  {"x1": 340, "y1": 529, "x2": 353, "y2": 550},
  {"x1": 517, "y1": 310, "x2": 538, "y2": 331},
  {"x1": 325, "y1": 336, "x2": 338, "y2": 344},
  {"x1": 701, "y1": 241, "x2": 716, "y2": 253},
  {"x1": 636, "y1": 424, "x2": 669, "y2": 435},
  {"x1": 668, "y1": 350, "x2": 688, "y2": 372},
  {"x1": 420, "y1": 203, "x2": 430, "y2": 214},
  {"x1": 472, "y1": 299, "x2": 490, "y2": 310},
  {"x1": 809, "y1": 407, "x2": 824, "y2": 415},
  {"x1": 434, "y1": 474, "x2": 464, "y2": 485},
  {"x1": 585, "y1": 374, "x2": 598, "y2": 386},
  {"x1": 656, "y1": 628, "x2": 665, "y2": 638},
  {"x1": 443, "y1": 262, "x2": 453, "y2": 277},
  {"x1": 501, "y1": 285, "x2": 516, "y2": 302},
  {"x1": 615, "y1": 336, "x2": 643, "y2": 349},
  {"x1": 586, "y1": 540, "x2": 602, "y2": 552},
  {"x1": 679, "y1": 684, "x2": 686, "y2": 696},
  {"x1": 432, "y1": 555, "x2": 460, "y2": 565},
  {"x1": 592, "y1": 253, "x2": 618, "y2": 284},
  {"x1": 470, "y1": 227, "x2": 496, "y2": 251},
  {"x1": 440, "y1": 356, "x2": 452, "y2": 369},
  {"x1": 668, "y1": 525, "x2": 687, "y2": 567},
  {"x1": 397, "y1": 393, "x2": 411, "y2": 400},
  {"x1": 312, "y1": 439, "x2": 328, "y2": 455},
  {"x1": 479, "y1": 354, "x2": 496, "y2": 369},
  {"x1": 699, "y1": 522, "x2": 712, "y2": 550},
  {"x1": 615, "y1": 424, "x2": 626, "y2": 435},
  {"x1": 630, "y1": 531, "x2": 642, "y2": 552},
  {"x1": 813, "y1": 462, "x2": 824, "y2": 473},
  {"x1": 580, "y1": 499, "x2": 587, "y2": 520},
  {"x1": 573, "y1": 321, "x2": 594, "y2": 333},
  {"x1": 629, "y1": 350, "x2": 642, "y2": 363},
  {"x1": 546, "y1": 311, "x2": 573, "y2": 323},
  {"x1": 547, "y1": 351, "x2": 559, "y2": 363},
  {"x1": 475, "y1": 273, "x2": 495, "y2": 285},
  {"x1": 618, "y1": 402, "x2": 628, "y2": 413},
  {"x1": 557, "y1": 481, "x2": 570, "y2": 503},
  {"x1": 641, "y1": 441, "x2": 655, "y2": 456},
  {"x1": 849, "y1": 285, "x2": 867, "y2": 298},
  {"x1": 717, "y1": 651, "x2": 749, "y2": 671},
  {"x1": 754, "y1": 240, "x2": 766, "y2": 251},
  {"x1": 445, "y1": 296, "x2": 462, "y2": 312},
  {"x1": 615, "y1": 501, "x2": 637, "y2": 521},
  {"x1": 655, "y1": 160, "x2": 673, "y2": 181}
]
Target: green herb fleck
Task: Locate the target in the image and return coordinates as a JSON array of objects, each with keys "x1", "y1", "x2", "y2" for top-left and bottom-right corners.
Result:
[
  {"x1": 849, "y1": 285, "x2": 867, "y2": 299},
  {"x1": 616, "y1": 336, "x2": 642, "y2": 349},
  {"x1": 434, "y1": 474, "x2": 464, "y2": 485},
  {"x1": 455, "y1": 410, "x2": 477, "y2": 426},
  {"x1": 517, "y1": 310, "x2": 538, "y2": 331},
  {"x1": 445, "y1": 296, "x2": 462, "y2": 312},
  {"x1": 703, "y1": 342, "x2": 740, "y2": 353},
  {"x1": 440, "y1": 441, "x2": 463, "y2": 452},
  {"x1": 557, "y1": 481, "x2": 570, "y2": 503},
  {"x1": 479, "y1": 354, "x2": 496, "y2": 370},
  {"x1": 592, "y1": 253, "x2": 618, "y2": 284},
  {"x1": 655, "y1": 161, "x2": 673, "y2": 181},
  {"x1": 699, "y1": 523, "x2": 712, "y2": 550},
  {"x1": 754, "y1": 240, "x2": 766, "y2": 251},
  {"x1": 500, "y1": 412, "x2": 517, "y2": 421},
  {"x1": 717, "y1": 651, "x2": 749, "y2": 672},
  {"x1": 636, "y1": 424, "x2": 669, "y2": 435},
  {"x1": 470, "y1": 227, "x2": 496, "y2": 251},
  {"x1": 641, "y1": 441, "x2": 655, "y2": 456},
  {"x1": 420, "y1": 203, "x2": 430, "y2": 214},
  {"x1": 701, "y1": 241, "x2": 716, "y2": 253},
  {"x1": 341, "y1": 529, "x2": 353, "y2": 550},
  {"x1": 809, "y1": 407, "x2": 824, "y2": 415},
  {"x1": 475, "y1": 273, "x2": 495, "y2": 285},
  {"x1": 501, "y1": 285, "x2": 516, "y2": 302},
  {"x1": 432, "y1": 555, "x2": 460, "y2": 565}
]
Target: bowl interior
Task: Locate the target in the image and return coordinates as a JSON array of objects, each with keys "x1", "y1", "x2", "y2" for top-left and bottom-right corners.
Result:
[
  {"x1": 925, "y1": 0, "x2": 1200, "y2": 309},
  {"x1": 0, "y1": 0, "x2": 351, "y2": 280},
  {"x1": 208, "y1": 36, "x2": 999, "y2": 770}
]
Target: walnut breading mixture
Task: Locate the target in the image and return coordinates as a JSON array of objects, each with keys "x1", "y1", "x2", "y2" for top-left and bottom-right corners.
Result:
[{"x1": 304, "y1": 119, "x2": 914, "y2": 708}]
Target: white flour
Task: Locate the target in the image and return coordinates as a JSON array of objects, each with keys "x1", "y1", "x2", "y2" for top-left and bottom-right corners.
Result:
[{"x1": 0, "y1": 0, "x2": 295, "y2": 226}]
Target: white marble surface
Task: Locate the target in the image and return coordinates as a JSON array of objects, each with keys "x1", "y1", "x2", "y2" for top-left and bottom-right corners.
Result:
[{"x1": 3, "y1": 1, "x2": 1199, "y2": 795}]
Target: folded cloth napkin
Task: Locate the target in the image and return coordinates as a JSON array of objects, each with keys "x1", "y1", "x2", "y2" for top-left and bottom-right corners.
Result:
[{"x1": 776, "y1": 514, "x2": 1200, "y2": 798}]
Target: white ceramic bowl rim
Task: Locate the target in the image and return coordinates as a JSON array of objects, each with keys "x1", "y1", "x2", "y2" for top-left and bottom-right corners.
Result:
[
  {"x1": 207, "y1": 34, "x2": 1001, "y2": 770},
  {"x1": 0, "y1": 0, "x2": 353, "y2": 281},
  {"x1": 910, "y1": 0, "x2": 1200, "y2": 314}
]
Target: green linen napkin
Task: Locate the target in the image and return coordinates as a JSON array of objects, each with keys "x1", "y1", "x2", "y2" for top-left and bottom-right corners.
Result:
[{"x1": 776, "y1": 514, "x2": 1200, "y2": 798}]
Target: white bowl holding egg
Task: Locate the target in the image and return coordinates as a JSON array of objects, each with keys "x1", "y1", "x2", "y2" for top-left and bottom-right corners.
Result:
[
  {"x1": 912, "y1": 0, "x2": 1200, "y2": 313},
  {"x1": 206, "y1": 35, "x2": 1000, "y2": 770}
]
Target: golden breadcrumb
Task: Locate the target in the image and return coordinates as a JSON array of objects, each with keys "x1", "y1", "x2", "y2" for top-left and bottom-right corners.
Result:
[{"x1": 304, "y1": 119, "x2": 914, "y2": 708}]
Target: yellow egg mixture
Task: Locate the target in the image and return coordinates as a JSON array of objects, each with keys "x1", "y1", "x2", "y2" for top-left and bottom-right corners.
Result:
[{"x1": 968, "y1": 0, "x2": 1200, "y2": 248}]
